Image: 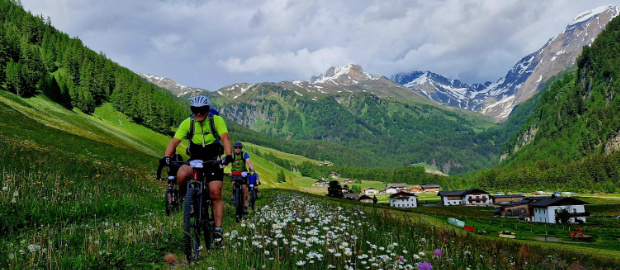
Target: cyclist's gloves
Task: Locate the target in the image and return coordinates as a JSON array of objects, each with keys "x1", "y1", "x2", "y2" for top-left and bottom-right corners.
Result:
[
  {"x1": 160, "y1": 157, "x2": 171, "y2": 166},
  {"x1": 222, "y1": 155, "x2": 233, "y2": 165}
]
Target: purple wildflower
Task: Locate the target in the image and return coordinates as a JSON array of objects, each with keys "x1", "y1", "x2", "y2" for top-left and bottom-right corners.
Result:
[
  {"x1": 399, "y1": 256, "x2": 406, "y2": 263},
  {"x1": 433, "y1": 249, "x2": 443, "y2": 256},
  {"x1": 418, "y1": 261, "x2": 433, "y2": 270}
]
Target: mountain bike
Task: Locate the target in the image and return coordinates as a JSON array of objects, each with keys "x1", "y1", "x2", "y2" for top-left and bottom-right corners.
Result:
[
  {"x1": 157, "y1": 160, "x2": 183, "y2": 216},
  {"x1": 248, "y1": 182, "x2": 257, "y2": 211},
  {"x1": 231, "y1": 171, "x2": 247, "y2": 222},
  {"x1": 183, "y1": 159, "x2": 222, "y2": 262}
]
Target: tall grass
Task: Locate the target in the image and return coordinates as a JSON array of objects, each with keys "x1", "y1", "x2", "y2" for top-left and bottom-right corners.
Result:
[{"x1": 187, "y1": 190, "x2": 619, "y2": 269}]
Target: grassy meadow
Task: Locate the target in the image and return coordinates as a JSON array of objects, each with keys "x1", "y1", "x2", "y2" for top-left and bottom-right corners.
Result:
[{"x1": 1, "y1": 92, "x2": 620, "y2": 269}]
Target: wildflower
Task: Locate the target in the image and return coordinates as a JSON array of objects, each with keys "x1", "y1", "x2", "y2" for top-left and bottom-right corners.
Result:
[
  {"x1": 265, "y1": 250, "x2": 270, "y2": 255},
  {"x1": 2, "y1": 187, "x2": 7, "y2": 192},
  {"x1": 433, "y1": 249, "x2": 442, "y2": 256},
  {"x1": 164, "y1": 253, "x2": 177, "y2": 265},
  {"x1": 417, "y1": 261, "x2": 433, "y2": 270},
  {"x1": 296, "y1": 260, "x2": 306, "y2": 267},
  {"x1": 400, "y1": 256, "x2": 406, "y2": 263},
  {"x1": 419, "y1": 251, "x2": 425, "y2": 256},
  {"x1": 13, "y1": 191, "x2": 18, "y2": 197},
  {"x1": 28, "y1": 244, "x2": 36, "y2": 253}
]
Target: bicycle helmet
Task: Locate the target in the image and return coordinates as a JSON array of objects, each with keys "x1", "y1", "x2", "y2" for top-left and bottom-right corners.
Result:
[
  {"x1": 234, "y1": 141, "x2": 243, "y2": 148},
  {"x1": 190, "y1": 95, "x2": 210, "y2": 107}
]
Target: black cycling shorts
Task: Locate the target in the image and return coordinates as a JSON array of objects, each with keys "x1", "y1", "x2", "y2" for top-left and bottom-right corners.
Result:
[{"x1": 187, "y1": 159, "x2": 224, "y2": 182}]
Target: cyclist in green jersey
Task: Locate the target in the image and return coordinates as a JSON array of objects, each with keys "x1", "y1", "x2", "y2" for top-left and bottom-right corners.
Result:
[
  {"x1": 229, "y1": 141, "x2": 255, "y2": 215},
  {"x1": 162, "y1": 95, "x2": 232, "y2": 239}
]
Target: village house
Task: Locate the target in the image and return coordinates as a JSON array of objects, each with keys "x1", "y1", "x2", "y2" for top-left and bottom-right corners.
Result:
[
  {"x1": 408, "y1": 186, "x2": 422, "y2": 193},
  {"x1": 493, "y1": 194, "x2": 525, "y2": 205},
  {"x1": 363, "y1": 187, "x2": 379, "y2": 195},
  {"x1": 421, "y1": 184, "x2": 441, "y2": 192},
  {"x1": 342, "y1": 179, "x2": 355, "y2": 184},
  {"x1": 494, "y1": 200, "x2": 531, "y2": 219},
  {"x1": 389, "y1": 191, "x2": 418, "y2": 208},
  {"x1": 330, "y1": 172, "x2": 341, "y2": 178},
  {"x1": 437, "y1": 189, "x2": 491, "y2": 206},
  {"x1": 495, "y1": 196, "x2": 589, "y2": 224},
  {"x1": 530, "y1": 196, "x2": 589, "y2": 224},
  {"x1": 312, "y1": 180, "x2": 328, "y2": 187},
  {"x1": 359, "y1": 195, "x2": 374, "y2": 204},
  {"x1": 381, "y1": 183, "x2": 408, "y2": 194}
]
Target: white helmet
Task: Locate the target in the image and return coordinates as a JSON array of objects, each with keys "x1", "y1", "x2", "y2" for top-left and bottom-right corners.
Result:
[
  {"x1": 241, "y1": 172, "x2": 248, "y2": 177},
  {"x1": 190, "y1": 95, "x2": 210, "y2": 108}
]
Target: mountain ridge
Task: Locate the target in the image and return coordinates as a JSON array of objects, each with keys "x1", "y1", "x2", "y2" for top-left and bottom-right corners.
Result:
[{"x1": 392, "y1": 5, "x2": 620, "y2": 122}]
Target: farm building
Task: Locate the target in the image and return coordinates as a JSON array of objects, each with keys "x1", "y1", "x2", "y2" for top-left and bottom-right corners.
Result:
[
  {"x1": 437, "y1": 189, "x2": 492, "y2": 206},
  {"x1": 364, "y1": 188, "x2": 379, "y2": 195},
  {"x1": 359, "y1": 195, "x2": 375, "y2": 204},
  {"x1": 421, "y1": 184, "x2": 441, "y2": 192},
  {"x1": 313, "y1": 180, "x2": 328, "y2": 186},
  {"x1": 381, "y1": 183, "x2": 408, "y2": 194},
  {"x1": 389, "y1": 191, "x2": 418, "y2": 208},
  {"x1": 494, "y1": 200, "x2": 532, "y2": 218},
  {"x1": 493, "y1": 194, "x2": 525, "y2": 205}
]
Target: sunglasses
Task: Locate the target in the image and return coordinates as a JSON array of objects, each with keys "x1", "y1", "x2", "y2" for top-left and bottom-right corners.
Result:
[
  {"x1": 234, "y1": 146, "x2": 242, "y2": 149},
  {"x1": 191, "y1": 106, "x2": 209, "y2": 115}
]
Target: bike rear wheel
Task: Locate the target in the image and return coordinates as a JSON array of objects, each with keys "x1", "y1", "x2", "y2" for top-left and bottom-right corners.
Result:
[
  {"x1": 203, "y1": 200, "x2": 214, "y2": 249},
  {"x1": 250, "y1": 189, "x2": 256, "y2": 211},
  {"x1": 183, "y1": 188, "x2": 201, "y2": 262},
  {"x1": 234, "y1": 186, "x2": 244, "y2": 222}
]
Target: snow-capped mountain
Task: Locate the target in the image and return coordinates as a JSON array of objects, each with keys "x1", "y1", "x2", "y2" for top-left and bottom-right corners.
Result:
[
  {"x1": 215, "y1": 64, "x2": 433, "y2": 104},
  {"x1": 392, "y1": 5, "x2": 620, "y2": 122},
  {"x1": 309, "y1": 64, "x2": 381, "y2": 85},
  {"x1": 136, "y1": 72, "x2": 206, "y2": 97}
]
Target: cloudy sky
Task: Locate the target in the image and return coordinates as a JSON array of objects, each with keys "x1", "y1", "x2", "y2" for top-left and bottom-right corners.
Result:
[{"x1": 20, "y1": 0, "x2": 620, "y2": 90}]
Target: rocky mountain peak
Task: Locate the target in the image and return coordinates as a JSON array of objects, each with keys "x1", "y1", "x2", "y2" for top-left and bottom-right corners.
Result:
[
  {"x1": 310, "y1": 64, "x2": 380, "y2": 85},
  {"x1": 392, "y1": 5, "x2": 620, "y2": 122}
]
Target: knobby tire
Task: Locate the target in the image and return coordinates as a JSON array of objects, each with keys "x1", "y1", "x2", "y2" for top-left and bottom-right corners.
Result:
[
  {"x1": 235, "y1": 186, "x2": 244, "y2": 222},
  {"x1": 183, "y1": 188, "x2": 201, "y2": 262}
]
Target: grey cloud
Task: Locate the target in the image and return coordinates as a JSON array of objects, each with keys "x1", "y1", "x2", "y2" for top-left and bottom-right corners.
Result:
[{"x1": 20, "y1": 0, "x2": 620, "y2": 90}]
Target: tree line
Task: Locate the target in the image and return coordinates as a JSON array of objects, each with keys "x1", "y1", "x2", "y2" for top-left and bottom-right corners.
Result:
[{"x1": 0, "y1": 0, "x2": 188, "y2": 134}]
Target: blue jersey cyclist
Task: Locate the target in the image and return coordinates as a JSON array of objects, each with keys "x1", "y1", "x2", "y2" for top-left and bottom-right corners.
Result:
[
  {"x1": 248, "y1": 172, "x2": 261, "y2": 198},
  {"x1": 163, "y1": 95, "x2": 233, "y2": 240}
]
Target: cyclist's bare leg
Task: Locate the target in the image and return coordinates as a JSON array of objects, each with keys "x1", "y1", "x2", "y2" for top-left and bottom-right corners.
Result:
[
  {"x1": 176, "y1": 165, "x2": 192, "y2": 197},
  {"x1": 209, "y1": 181, "x2": 223, "y2": 227}
]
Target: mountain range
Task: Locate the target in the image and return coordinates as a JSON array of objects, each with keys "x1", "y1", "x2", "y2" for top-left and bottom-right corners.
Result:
[
  {"x1": 392, "y1": 5, "x2": 620, "y2": 122},
  {"x1": 135, "y1": 5, "x2": 620, "y2": 174}
]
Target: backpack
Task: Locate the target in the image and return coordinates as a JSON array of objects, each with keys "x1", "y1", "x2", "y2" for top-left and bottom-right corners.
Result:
[
  {"x1": 186, "y1": 113, "x2": 220, "y2": 142},
  {"x1": 185, "y1": 113, "x2": 223, "y2": 156}
]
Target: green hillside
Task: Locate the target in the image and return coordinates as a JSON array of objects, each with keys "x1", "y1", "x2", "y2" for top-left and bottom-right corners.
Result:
[
  {"x1": 469, "y1": 15, "x2": 620, "y2": 192},
  {"x1": 0, "y1": 86, "x2": 316, "y2": 268},
  {"x1": 205, "y1": 84, "x2": 499, "y2": 174}
]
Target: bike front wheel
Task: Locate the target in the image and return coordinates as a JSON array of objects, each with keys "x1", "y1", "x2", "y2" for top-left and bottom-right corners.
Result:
[{"x1": 183, "y1": 188, "x2": 201, "y2": 262}]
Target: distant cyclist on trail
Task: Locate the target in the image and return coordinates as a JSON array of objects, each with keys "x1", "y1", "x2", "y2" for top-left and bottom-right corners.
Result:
[
  {"x1": 162, "y1": 95, "x2": 233, "y2": 239},
  {"x1": 229, "y1": 141, "x2": 255, "y2": 215}
]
